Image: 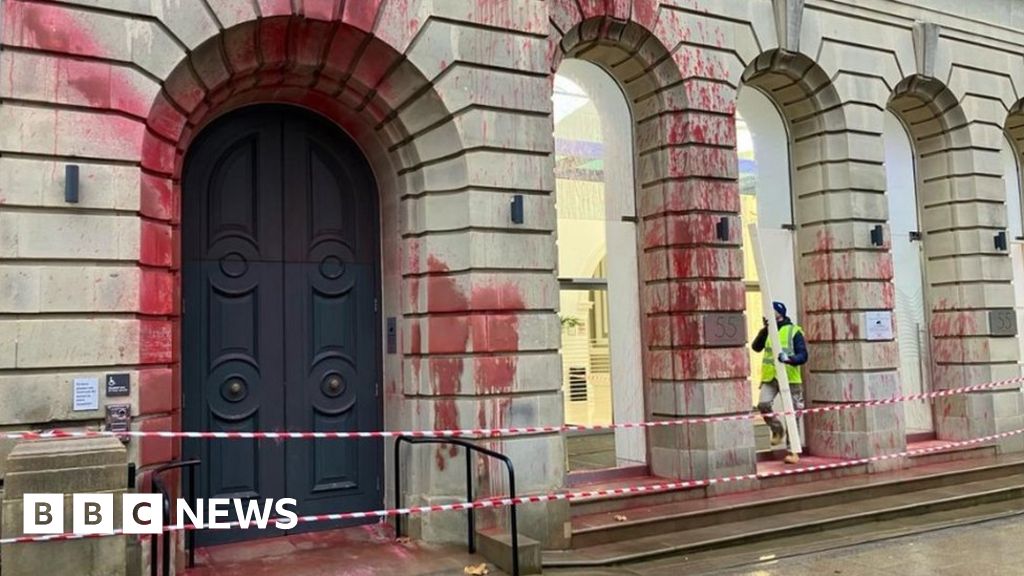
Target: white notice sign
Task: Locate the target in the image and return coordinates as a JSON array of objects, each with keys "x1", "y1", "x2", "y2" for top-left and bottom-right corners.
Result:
[
  {"x1": 864, "y1": 311, "x2": 894, "y2": 341},
  {"x1": 73, "y1": 378, "x2": 99, "y2": 411}
]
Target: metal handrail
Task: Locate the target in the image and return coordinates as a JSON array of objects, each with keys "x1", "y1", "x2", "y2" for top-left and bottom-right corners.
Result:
[
  {"x1": 393, "y1": 436, "x2": 519, "y2": 576},
  {"x1": 149, "y1": 459, "x2": 201, "y2": 576}
]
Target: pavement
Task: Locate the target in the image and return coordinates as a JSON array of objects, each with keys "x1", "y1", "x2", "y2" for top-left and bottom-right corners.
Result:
[
  {"x1": 548, "y1": 513, "x2": 1024, "y2": 576},
  {"x1": 184, "y1": 511, "x2": 1024, "y2": 575},
  {"x1": 711, "y1": 514, "x2": 1024, "y2": 576}
]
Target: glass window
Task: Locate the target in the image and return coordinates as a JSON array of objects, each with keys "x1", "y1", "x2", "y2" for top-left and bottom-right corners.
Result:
[{"x1": 554, "y1": 61, "x2": 644, "y2": 471}]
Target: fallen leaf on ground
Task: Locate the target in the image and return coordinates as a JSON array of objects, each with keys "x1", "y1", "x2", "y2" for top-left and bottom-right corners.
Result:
[
  {"x1": 396, "y1": 537, "x2": 410, "y2": 544},
  {"x1": 464, "y1": 563, "x2": 490, "y2": 575},
  {"x1": 614, "y1": 515, "x2": 628, "y2": 522}
]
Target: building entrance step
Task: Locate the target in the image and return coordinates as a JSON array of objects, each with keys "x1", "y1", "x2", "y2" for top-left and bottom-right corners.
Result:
[{"x1": 545, "y1": 452, "x2": 1024, "y2": 567}]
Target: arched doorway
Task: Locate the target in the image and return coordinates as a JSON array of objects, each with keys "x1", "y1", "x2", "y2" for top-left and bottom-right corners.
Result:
[
  {"x1": 181, "y1": 105, "x2": 383, "y2": 544},
  {"x1": 553, "y1": 59, "x2": 646, "y2": 472},
  {"x1": 883, "y1": 110, "x2": 933, "y2": 436}
]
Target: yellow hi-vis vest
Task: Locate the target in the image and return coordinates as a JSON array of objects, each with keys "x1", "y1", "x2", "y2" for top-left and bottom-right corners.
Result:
[{"x1": 762, "y1": 323, "x2": 804, "y2": 384}]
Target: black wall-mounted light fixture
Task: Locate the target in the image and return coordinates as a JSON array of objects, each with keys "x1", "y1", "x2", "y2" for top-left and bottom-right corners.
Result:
[
  {"x1": 869, "y1": 224, "x2": 884, "y2": 247},
  {"x1": 510, "y1": 194, "x2": 524, "y2": 224},
  {"x1": 715, "y1": 216, "x2": 729, "y2": 241},
  {"x1": 995, "y1": 230, "x2": 1008, "y2": 251},
  {"x1": 909, "y1": 231, "x2": 922, "y2": 242},
  {"x1": 65, "y1": 164, "x2": 79, "y2": 204}
]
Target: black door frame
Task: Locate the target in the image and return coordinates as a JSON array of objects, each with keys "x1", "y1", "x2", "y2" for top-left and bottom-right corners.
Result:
[{"x1": 181, "y1": 104, "x2": 384, "y2": 544}]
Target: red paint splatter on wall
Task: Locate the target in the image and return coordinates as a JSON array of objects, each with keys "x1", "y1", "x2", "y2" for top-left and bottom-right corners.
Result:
[
  {"x1": 422, "y1": 256, "x2": 524, "y2": 469},
  {"x1": 343, "y1": 0, "x2": 384, "y2": 33}
]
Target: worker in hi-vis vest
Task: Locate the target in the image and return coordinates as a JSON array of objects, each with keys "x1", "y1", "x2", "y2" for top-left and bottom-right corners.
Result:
[{"x1": 751, "y1": 301, "x2": 808, "y2": 464}]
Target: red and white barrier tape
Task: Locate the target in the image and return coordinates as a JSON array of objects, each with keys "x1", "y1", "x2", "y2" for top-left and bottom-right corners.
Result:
[
  {"x1": 2, "y1": 376, "x2": 1021, "y2": 442},
  {"x1": 3, "y1": 426, "x2": 1022, "y2": 545}
]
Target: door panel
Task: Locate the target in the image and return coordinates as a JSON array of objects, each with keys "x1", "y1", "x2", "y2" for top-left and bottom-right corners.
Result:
[
  {"x1": 892, "y1": 233, "x2": 933, "y2": 434},
  {"x1": 282, "y1": 115, "x2": 382, "y2": 520},
  {"x1": 183, "y1": 106, "x2": 381, "y2": 545}
]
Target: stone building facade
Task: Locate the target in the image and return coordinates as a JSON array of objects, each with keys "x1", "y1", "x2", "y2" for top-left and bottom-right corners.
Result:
[{"x1": 2, "y1": 0, "x2": 1024, "y2": 556}]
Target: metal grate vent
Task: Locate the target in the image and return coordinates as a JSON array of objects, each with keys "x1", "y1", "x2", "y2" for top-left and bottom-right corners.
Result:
[{"x1": 568, "y1": 367, "x2": 588, "y2": 402}]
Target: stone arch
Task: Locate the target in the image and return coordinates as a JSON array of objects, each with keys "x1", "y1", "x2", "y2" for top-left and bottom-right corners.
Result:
[
  {"x1": 140, "y1": 15, "x2": 458, "y2": 215},
  {"x1": 549, "y1": 3, "x2": 753, "y2": 483},
  {"x1": 740, "y1": 48, "x2": 904, "y2": 460},
  {"x1": 887, "y1": 75, "x2": 975, "y2": 372},
  {"x1": 889, "y1": 75, "x2": 1019, "y2": 441},
  {"x1": 133, "y1": 9, "x2": 465, "y2": 506}
]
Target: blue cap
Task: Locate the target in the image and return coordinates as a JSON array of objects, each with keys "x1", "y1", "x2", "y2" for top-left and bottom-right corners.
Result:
[{"x1": 773, "y1": 301, "x2": 787, "y2": 317}]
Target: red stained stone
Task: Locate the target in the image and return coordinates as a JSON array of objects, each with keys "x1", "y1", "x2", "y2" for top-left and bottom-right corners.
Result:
[
  {"x1": 257, "y1": 0, "x2": 293, "y2": 17},
  {"x1": 140, "y1": 219, "x2": 173, "y2": 267},
  {"x1": 5, "y1": 1, "x2": 103, "y2": 57},
  {"x1": 930, "y1": 310, "x2": 980, "y2": 338},
  {"x1": 631, "y1": 0, "x2": 659, "y2": 31},
  {"x1": 223, "y1": 21, "x2": 261, "y2": 75},
  {"x1": 642, "y1": 179, "x2": 739, "y2": 216},
  {"x1": 548, "y1": 0, "x2": 582, "y2": 36},
  {"x1": 684, "y1": 79, "x2": 735, "y2": 115},
  {"x1": 291, "y1": 19, "x2": 334, "y2": 70},
  {"x1": 303, "y1": 0, "x2": 340, "y2": 21},
  {"x1": 425, "y1": 316, "x2": 469, "y2": 354},
  {"x1": 666, "y1": 280, "x2": 745, "y2": 313},
  {"x1": 139, "y1": 319, "x2": 174, "y2": 364},
  {"x1": 259, "y1": 17, "x2": 291, "y2": 70},
  {"x1": 349, "y1": 38, "x2": 400, "y2": 92},
  {"x1": 147, "y1": 92, "x2": 188, "y2": 141},
  {"x1": 138, "y1": 368, "x2": 175, "y2": 415},
  {"x1": 432, "y1": 398, "x2": 459, "y2": 470},
  {"x1": 659, "y1": 146, "x2": 737, "y2": 180},
  {"x1": 576, "y1": 0, "x2": 631, "y2": 20},
  {"x1": 666, "y1": 246, "x2": 743, "y2": 280},
  {"x1": 141, "y1": 133, "x2": 176, "y2": 174},
  {"x1": 140, "y1": 173, "x2": 174, "y2": 221},
  {"x1": 139, "y1": 268, "x2": 175, "y2": 315},
  {"x1": 343, "y1": 0, "x2": 385, "y2": 33},
  {"x1": 139, "y1": 414, "x2": 177, "y2": 466},
  {"x1": 473, "y1": 357, "x2": 516, "y2": 394},
  {"x1": 674, "y1": 348, "x2": 748, "y2": 380},
  {"x1": 322, "y1": 26, "x2": 370, "y2": 80}
]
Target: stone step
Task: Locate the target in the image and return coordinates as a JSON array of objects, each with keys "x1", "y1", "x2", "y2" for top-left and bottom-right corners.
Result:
[
  {"x1": 475, "y1": 528, "x2": 542, "y2": 575},
  {"x1": 905, "y1": 442, "x2": 997, "y2": 467},
  {"x1": 607, "y1": 496, "x2": 1024, "y2": 575},
  {"x1": 547, "y1": 452, "x2": 1024, "y2": 564},
  {"x1": 567, "y1": 475, "x2": 706, "y2": 518}
]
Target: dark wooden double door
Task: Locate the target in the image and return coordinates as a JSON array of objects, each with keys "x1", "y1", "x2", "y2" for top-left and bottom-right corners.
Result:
[{"x1": 182, "y1": 106, "x2": 381, "y2": 544}]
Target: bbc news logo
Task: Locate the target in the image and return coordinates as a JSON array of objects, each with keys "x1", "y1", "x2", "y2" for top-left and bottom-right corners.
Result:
[{"x1": 24, "y1": 494, "x2": 299, "y2": 534}]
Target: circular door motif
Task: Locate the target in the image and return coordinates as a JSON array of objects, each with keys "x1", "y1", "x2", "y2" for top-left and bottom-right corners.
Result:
[
  {"x1": 219, "y1": 252, "x2": 248, "y2": 278},
  {"x1": 319, "y1": 255, "x2": 346, "y2": 279}
]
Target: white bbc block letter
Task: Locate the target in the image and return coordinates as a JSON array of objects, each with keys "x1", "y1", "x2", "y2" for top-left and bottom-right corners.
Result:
[
  {"x1": 73, "y1": 493, "x2": 114, "y2": 534},
  {"x1": 24, "y1": 494, "x2": 64, "y2": 534},
  {"x1": 123, "y1": 493, "x2": 163, "y2": 535}
]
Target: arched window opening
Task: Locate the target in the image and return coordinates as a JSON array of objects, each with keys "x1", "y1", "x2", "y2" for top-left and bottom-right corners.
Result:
[
  {"x1": 883, "y1": 110, "x2": 933, "y2": 435},
  {"x1": 736, "y1": 86, "x2": 800, "y2": 451},
  {"x1": 1001, "y1": 133, "x2": 1024, "y2": 375},
  {"x1": 554, "y1": 60, "x2": 645, "y2": 472}
]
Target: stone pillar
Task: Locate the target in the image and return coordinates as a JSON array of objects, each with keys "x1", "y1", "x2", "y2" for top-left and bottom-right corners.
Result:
[
  {"x1": 1, "y1": 437, "x2": 128, "y2": 576},
  {"x1": 399, "y1": 2, "x2": 568, "y2": 549}
]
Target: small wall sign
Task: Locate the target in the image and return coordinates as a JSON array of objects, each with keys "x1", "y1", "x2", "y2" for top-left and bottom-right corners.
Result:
[
  {"x1": 988, "y1": 308, "x2": 1017, "y2": 337},
  {"x1": 864, "y1": 311, "x2": 893, "y2": 341},
  {"x1": 106, "y1": 373, "x2": 130, "y2": 397},
  {"x1": 72, "y1": 378, "x2": 99, "y2": 411},
  {"x1": 702, "y1": 313, "x2": 746, "y2": 346}
]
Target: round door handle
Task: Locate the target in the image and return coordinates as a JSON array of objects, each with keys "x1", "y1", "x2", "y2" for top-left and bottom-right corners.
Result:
[
  {"x1": 222, "y1": 378, "x2": 247, "y2": 402},
  {"x1": 322, "y1": 375, "x2": 345, "y2": 397}
]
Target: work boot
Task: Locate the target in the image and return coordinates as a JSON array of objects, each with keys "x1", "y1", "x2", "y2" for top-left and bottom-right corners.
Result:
[
  {"x1": 770, "y1": 428, "x2": 784, "y2": 446},
  {"x1": 783, "y1": 452, "x2": 800, "y2": 464}
]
